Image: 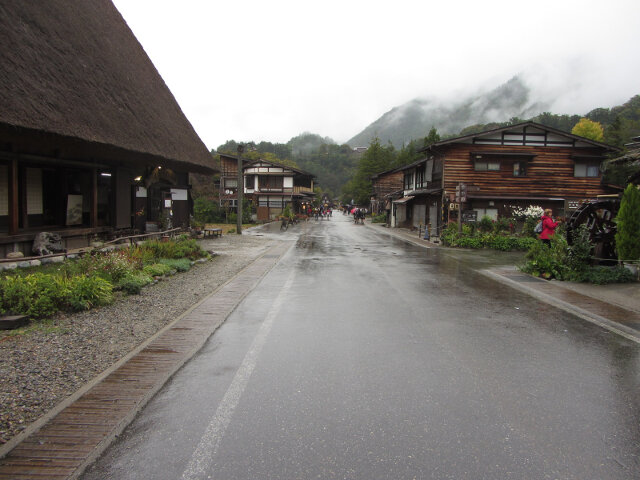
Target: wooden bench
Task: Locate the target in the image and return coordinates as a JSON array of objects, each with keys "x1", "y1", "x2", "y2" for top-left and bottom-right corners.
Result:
[{"x1": 203, "y1": 225, "x2": 222, "y2": 238}]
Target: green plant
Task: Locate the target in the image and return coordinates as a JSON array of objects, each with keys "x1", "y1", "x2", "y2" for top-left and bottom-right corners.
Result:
[
  {"x1": 566, "y1": 224, "x2": 593, "y2": 272},
  {"x1": 117, "y1": 272, "x2": 153, "y2": 295},
  {"x1": 371, "y1": 213, "x2": 387, "y2": 223},
  {"x1": 478, "y1": 215, "x2": 494, "y2": 233},
  {"x1": 140, "y1": 237, "x2": 206, "y2": 261},
  {"x1": 193, "y1": 197, "x2": 224, "y2": 223},
  {"x1": 493, "y1": 216, "x2": 513, "y2": 234},
  {"x1": 125, "y1": 245, "x2": 157, "y2": 267},
  {"x1": 440, "y1": 223, "x2": 460, "y2": 246},
  {"x1": 615, "y1": 184, "x2": 640, "y2": 262},
  {"x1": 519, "y1": 235, "x2": 569, "y2": 280},
  {"x1": 486, "y1": 234, "x2": 536, "y2": 251},
  {"x1": 582, "y1": 266, "x2": 634, "y2": 284},
  {"x1": 158, "y1": 258, "x2": 192, "y2": 272},
  {"x1": 66, "y1": 276, "x2": 113, "y2": 311},
  {"x1": 0, "y1": 274, "x2": 68, "y2": 319},
  {"x1": 143, "y1": 263, "x2": 174, "y2": 277},
  {"x1": 74, "y1": 251, "x2": 138, "y2": 283},
  {"x1": 521, "y1": 216, "x2": 538, "y2": 238}
]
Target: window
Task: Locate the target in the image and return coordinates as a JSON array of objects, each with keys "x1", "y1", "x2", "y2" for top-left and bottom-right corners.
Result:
[
  {"x1": 474, "y1": 208, "x2": 498, "y2": 221},
  {"x1": 403, "y1": 172, "x2": 414, "y2": 190},
  {"x1": 224, "y1": 178, "x2": 237, "y2": 189},
  {"x1": 415, "y1": 168, "x2": 425, "y2": 189},
  {"x1": 574, "y1": 162, "x2": 600, "y2": 177},
  {"x1": 245, "y1": 175, "x2": 255, "y2": 189},
  {"x1": 513, "y1": 162, "x2": 526, "y2": 177},
  {"x1": 475, "y1": 161, "x2": 500, "y2": 171},
  {"x1": 258, "y1": 176, "x2": 283, "y2": 191}
]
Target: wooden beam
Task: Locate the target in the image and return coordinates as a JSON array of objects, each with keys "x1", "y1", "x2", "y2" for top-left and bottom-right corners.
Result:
[
  {"x1": 91, "y1": 167, "x2": 98, "y2": 227},
  {"x1": 8, "y1": 157, "x2": 18, "y2": 234}
]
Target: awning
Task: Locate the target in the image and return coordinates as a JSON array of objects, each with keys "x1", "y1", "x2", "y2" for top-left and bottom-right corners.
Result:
[{"x1": 393, "y1": 196, "x2": 414, "y2": 204}]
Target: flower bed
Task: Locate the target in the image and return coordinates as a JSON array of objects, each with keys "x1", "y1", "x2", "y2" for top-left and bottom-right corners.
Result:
[{"x1": 0, "y1": 236, "x2": 209, "y2": 319}]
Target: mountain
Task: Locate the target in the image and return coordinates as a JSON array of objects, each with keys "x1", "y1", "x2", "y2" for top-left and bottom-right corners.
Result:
[{"x1": 347, "y1": 77, "x2": 549, "y2": 148}]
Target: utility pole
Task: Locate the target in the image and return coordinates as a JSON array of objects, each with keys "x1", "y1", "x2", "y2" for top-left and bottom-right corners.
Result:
[{"x1": 236, "y1": 144, "x2": 244, "y2": 234}]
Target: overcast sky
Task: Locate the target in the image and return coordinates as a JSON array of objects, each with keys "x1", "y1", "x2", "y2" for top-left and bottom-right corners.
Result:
[{"x1": 113, "y1": 0, "x2": 640, "y2": 151}]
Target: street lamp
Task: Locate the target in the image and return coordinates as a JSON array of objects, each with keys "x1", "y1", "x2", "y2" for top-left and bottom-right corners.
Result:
[{"x1": 236, "y1": 144, "x2": 244, "y2": 234}]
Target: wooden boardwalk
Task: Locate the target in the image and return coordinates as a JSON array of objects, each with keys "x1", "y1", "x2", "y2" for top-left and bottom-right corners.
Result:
[{"x1": 0, "y1": 242, "x2": 292, "y2": 480}]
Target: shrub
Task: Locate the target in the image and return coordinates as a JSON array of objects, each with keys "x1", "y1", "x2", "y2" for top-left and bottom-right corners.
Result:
[
  {"x1": 158, "y1": 258, "x2": 192, "y2": 272},
  {"x1": 493, "y1": 216, "x2": 513, "y2": 234},
  {"x1": 124, "y1": 246, "x2": 157, "y2": 267},
  {"x1": 478, "y1": 215, "x2": 494, "y2": 233},
  {"x1": 66, "y1": 276, "x2": 113, "y2": 311},
  {"x1": 0, "y1": 274, "x2": 68, "y2": 319},
  {"x1": 194, "y1": 197, "x2": 224, "y2": 223},
  {"x1": 566, "y1": 224, "x2": 592, "y2": 272},
  {"x1": 487, "y1": 235, "x2": 536, "y2": 251},
  {"x1": 371, "y1": 213, "x2": 387, "y2": 223},
  {"x1": 117, "y1": 272, "x2": 153, "y2": 295},
  {"x1": 141, "y1": 237, "x2": 205, "y2": 261},
  {"x1": 74, "y1": 251, "x2": 138, "y2": 283},
  {"x1": 440, "y1": 223, "x2": 459, "y2": 246},
  {"x1": 519, "y1": 235, "x2": 569, "y2": 280},
  {"x1": 143, "y1": 263, "x2": 174, "y2": 277},
  {"x1": 579, "y1": 266, "x2": 634, "y2": 284},
  {"x1": 522, "y1": 216, "x2": 539, "y2": 238},
  {"x1": 615, "y1": 184, "x2": 640, "y2": 262}
]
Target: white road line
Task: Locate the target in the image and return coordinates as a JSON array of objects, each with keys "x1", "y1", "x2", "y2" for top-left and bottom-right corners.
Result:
[{"x1": 181, "y1": 270, "x2": 296, "y2": 480}]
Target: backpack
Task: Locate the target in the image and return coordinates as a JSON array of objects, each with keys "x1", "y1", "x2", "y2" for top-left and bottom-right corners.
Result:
[{"x1": 534, "y1": 220, "x2": 543, "y2": 234}]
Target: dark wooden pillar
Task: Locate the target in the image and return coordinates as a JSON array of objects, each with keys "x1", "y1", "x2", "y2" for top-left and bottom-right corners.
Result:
[
  {"x1": 8, "y1": 157, "x2": 18, "y2": 234},
  {"x1": 91, "y1": 167, "x2": 98, "y2": 227}
]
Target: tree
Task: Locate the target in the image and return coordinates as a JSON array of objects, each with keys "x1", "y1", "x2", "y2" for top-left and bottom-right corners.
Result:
[
  {"x1": 423, "y1": 127, "x2": 441, "y2": 147},
  {"x1": 571, "y1": 118, "x2": 605, "y2": 142},
  {"x1": 342, "y1": 136, "x2": 396, "y2": 205},
  {"x1": 615, "y1": 184, "x2": 640, "y2": 262}
]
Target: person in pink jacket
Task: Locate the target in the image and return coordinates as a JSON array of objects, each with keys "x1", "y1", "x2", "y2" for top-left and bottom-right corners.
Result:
[{"x1": 539, "y1": 208, "x2": 560, "y2": 247}]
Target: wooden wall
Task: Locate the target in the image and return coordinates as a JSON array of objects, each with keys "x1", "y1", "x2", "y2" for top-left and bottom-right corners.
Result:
[
  {"x1": 441, "y1": 144, "x2": 612, "y2": 200},
  {"x1": 372, "y1": 171, "x2": 403, "y2": 199}
]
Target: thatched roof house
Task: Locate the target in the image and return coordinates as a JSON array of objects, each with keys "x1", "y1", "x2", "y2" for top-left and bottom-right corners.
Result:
[{"x1": 0, "y1": 1, "x2": 218, "y2": 254}]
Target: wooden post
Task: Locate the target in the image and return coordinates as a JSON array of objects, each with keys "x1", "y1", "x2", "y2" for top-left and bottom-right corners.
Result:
[
  {"x1": 8, "y1": 157, "x2": 18, "y2": 234},
  {"x1": 236, "y1": 145, "x2": 244, "y2": 234},
  {"x1": 91, "y1": 167, "x2": 98, "y2": 227}
]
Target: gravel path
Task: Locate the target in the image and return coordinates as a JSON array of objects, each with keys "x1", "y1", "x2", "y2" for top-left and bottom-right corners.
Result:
[{"x1": 0, "y1": 232, "x2": 278, "y2": 445}]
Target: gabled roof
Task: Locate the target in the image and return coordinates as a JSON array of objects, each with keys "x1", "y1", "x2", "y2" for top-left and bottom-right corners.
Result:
[
  {"x1": 245, "y1": 158, "x2": 315, "y2": 178},
  {"x1": 418, "y1": 121, "x2": 620, "y2": 153},
  {"x1": 0, "y1": 0, "x2": 216, "y2": 174},
  {"x1": 370, "y1": 165, "x2": 405, "y2": 180}
]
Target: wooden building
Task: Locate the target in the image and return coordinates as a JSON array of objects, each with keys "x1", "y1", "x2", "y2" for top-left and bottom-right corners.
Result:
[
  {"x1": 0, "y1": 1, "x2": 217, "y2": 256},
  {"x1": 392, "y1": 122, "x2": 620, "y2": 235},
  {"x1": 218, "y1": 154, "x2": 316, "y2": 221},
  {"x1": 370, "y1": 167, "x2": 404, "y2": 225}
]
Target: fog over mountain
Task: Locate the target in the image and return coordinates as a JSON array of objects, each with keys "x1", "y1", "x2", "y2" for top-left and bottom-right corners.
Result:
[{"x1": 347, "y1": 76, "x2": 550, "y2": 148}]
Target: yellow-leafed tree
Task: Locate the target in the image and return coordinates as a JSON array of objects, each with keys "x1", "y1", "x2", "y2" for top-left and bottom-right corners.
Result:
[{"x1": 572, "y1": 118, "x2": 605, "y2": 142}]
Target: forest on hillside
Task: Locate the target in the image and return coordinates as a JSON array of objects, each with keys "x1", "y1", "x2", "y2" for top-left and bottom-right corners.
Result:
[{"x1": 192, "y1": 94, "x2": 640, "y2": 209}]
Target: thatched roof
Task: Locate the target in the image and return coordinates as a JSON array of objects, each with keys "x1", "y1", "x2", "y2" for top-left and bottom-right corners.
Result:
[{"x1": 0, "y1": 1, "x2": 216, "y2": 174}]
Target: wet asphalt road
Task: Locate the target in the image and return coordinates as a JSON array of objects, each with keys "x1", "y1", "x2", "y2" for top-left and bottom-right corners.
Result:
[{"x1": 82, "y1": 215, "x2": 640, "y2": 480}]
